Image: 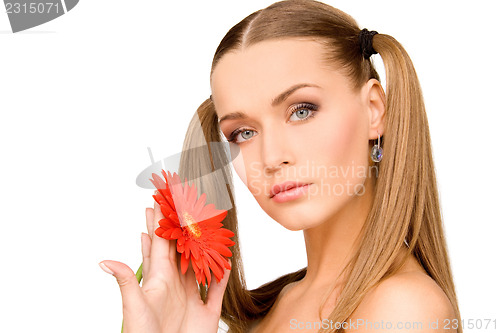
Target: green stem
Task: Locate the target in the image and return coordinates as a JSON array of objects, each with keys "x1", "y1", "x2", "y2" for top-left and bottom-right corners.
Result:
[{"x1": 121, "y1": 262, "x2": 143, "y2": 333}]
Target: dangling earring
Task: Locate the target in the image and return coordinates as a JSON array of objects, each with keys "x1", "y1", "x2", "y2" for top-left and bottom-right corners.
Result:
[{"x1": 370, "y1": 131, "x2": 383, "y2": 162}]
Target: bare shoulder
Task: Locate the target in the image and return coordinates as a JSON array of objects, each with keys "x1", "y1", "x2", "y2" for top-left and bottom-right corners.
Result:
[{"x1": 348, "y1": 271, "x2": 457, "y2": 333}]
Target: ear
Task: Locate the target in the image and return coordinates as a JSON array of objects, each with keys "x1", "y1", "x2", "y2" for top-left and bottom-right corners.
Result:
[{"x1": 363, "y1": 78, "x2": 386, "y2": 140}]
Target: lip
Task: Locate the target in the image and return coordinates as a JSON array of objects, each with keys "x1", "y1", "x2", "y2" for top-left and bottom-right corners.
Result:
[{"x1": 270, "y1": 181, "x2": 312, "y2": 198}]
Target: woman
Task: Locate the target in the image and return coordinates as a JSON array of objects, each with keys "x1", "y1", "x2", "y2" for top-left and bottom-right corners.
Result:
[{"x1": 99, "y1": 0, "x2": 462, "y2": 332}]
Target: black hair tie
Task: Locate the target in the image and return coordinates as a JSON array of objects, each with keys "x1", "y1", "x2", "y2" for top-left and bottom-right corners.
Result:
[{"x1": 359, "y1": 28, "x2": 379, "y2": 59}]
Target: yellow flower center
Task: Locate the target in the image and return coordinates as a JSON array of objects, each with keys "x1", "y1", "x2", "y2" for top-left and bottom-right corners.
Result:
[{"x1": 183, "y1": 211, "x2": 202, "y2": 238}]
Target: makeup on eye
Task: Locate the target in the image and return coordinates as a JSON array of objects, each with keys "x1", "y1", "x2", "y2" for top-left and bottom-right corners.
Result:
[{"x1": 226, "y1": 102, "x2": 319, "y2": 144}]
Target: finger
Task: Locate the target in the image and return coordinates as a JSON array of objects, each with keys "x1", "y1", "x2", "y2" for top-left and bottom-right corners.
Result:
[
  {"x1": 99, "y1": 260, "x2": 147, "y2": 314},
  {"x1": 141, "y1": 232, "x2": 151, "y2": 281},
  {"x1": 142, "y1": 207, "x2": 154, "y2": 279},
  {"x1": 205, "y1": 261, "x2": 231, "y2": 313},
  {"x1": 151, "y1": 201, "x2": 177, "y2": 264},
  {"x1": 149, "y1": 201, "x2": 176, "y2": 280},
  {"x1": 145, "y1": 207, "x2": 154, "y2": 238}
]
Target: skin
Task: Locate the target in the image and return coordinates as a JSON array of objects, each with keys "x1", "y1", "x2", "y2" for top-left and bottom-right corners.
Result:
[
  {"x1": 211, "y1": 38, "x2": 456, "y2": 332},
  {"x1": 99, "y1": 202, "x2": 231, "y2": 333}
]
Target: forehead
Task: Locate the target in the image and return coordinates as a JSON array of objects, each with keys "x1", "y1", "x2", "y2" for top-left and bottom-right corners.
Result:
[{"x1": 210, "y1": 38, "x2": 346, "y2": 113}]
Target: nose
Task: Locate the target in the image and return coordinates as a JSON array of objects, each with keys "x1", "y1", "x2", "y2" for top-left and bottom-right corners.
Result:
[{"x1": 261, "y1": 126, "x2": 294, "y2": 174}]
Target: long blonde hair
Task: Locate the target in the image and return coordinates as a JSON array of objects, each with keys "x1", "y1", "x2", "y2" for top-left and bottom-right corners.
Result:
[{"x1": 177, "y1": 0, "x2": 461, "y2": 332}]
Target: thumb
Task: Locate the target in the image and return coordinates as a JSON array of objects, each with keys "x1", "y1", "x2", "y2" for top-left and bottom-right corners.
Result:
[
  {"x1": 99, "y1": 260, "x2": 145, "y2": 312},
  {"x1": 205, "y1": 261, "x2": 231, "y2": 313}
]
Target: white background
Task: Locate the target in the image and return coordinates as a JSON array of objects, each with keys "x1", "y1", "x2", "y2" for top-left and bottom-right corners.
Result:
[{"x1": 1, "y1": 0, "x2": 499, "y2": 332}]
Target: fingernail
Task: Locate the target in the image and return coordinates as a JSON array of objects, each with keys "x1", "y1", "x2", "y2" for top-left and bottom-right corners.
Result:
[{"x1": 99, "y1": 262, "x2": 115, "y2": 276}]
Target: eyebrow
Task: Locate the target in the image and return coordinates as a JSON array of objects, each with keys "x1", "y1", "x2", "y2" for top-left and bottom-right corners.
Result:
[{"x1": 218, "y1": 83, "x2": 321, "y2": 124}]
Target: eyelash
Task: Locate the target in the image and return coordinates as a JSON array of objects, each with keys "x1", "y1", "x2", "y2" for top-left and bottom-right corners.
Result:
[{"x1": 227, "y1": 102, "x2": 319, "y2": 144}]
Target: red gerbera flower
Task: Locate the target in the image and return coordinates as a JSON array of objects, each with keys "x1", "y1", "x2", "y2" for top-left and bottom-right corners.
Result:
[{"x1": 149, "y1": 169, "x2": 235, "y2": 287}]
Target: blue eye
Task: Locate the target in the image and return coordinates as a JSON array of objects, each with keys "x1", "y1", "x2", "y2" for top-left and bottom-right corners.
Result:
[
  {"x1": 291, "y1": 108, "x2": 311, "y2": 120},
  {"x1": 288, "y1": 103, "x2": 318, "y2": 122},
  {"x1": 228, "y1": 129, "x2": 256, "y2": 144},
  {"x1": 228, "y1": 102, "x2": 318, "y2": 144}
]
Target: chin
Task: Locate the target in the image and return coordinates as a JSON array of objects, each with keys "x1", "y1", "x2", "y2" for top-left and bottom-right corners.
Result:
[
  {"x1": 264, "y1": 199, "x2": 337, "y2": 231},
  {"x1": 259, "y1": 188, "x2": 352, "y2": 231},
  {"x1": 277, "y1": 214, "x2": 331, "y2": 231},
  {"x1": 276, "y1": 220, "x2": 319, "y2": 232}
]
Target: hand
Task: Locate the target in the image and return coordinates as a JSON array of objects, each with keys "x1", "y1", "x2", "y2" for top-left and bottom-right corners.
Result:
[{"x1": 99, "y1": 201, "x2": 231, "y2": 333}]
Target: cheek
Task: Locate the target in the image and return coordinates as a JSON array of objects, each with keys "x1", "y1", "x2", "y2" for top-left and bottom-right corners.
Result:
[
  {"x1": 330, "y1": 110, "x2": 366, "y2": 164},
  {"x1": 304, "y1": 107, "x2": 369, "y2": 200},
  {"x1": 308, "y1": 108, "x2": 367, "y2": 167}
]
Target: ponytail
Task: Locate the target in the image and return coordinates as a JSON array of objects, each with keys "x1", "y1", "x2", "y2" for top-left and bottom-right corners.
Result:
[{"x1": 318, "y1": 33, "x2": 462, "y2": 332}]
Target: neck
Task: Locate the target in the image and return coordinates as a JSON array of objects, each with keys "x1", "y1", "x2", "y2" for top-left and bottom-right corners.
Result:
[{"x1": 301, "y1": 177, "x2": 375, "y2": 289}]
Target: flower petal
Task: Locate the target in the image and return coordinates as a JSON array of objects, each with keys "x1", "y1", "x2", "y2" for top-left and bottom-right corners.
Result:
[
  {"x1": 177, "y1": 238, "x2": 185, "y2": 253},
  {"x1": 187, "y1": 183, "x2": 198, "y2": 208},
  {"x1": 184, "y1": 239, "x2": 191, "y2": 258},
  {"x1": 160, "y1": 205, "x2": 175, "y2": 220},
  {"x1": 199, "y1": 211, "x2": 228, "y2": 228},
  {"x1": 159, "y1": 218, "x2": 177, "y2": 229},
  {"x1": 192, "y1": 192, "x2": 206, "y2": 218},
  {"x1": 168, "y1": 213, "x2": 180, "y2": 224},
  {"x1": 205, "y1": 253, "x2": 224, "y2": 282},
  {"x1": 211, "y1": 235, "x2": 236, "y2": 246},
  {"x1": 218, "y1": 228, "x2": 235, "y2": 238},
  {"x1": 190, "y1": 243, "x2": 200, "y2": 260},
  {"x1": 205, "y1": 247, "x2": 230, "y2": 270},
  {"x1": 170, "y1": 228, "x2": 183, "y2": 239},
  {"x1": 194, "y1": 255, "x2": 203, "y2": 268},
  {"x1": 202, "y1": 256, "x2": 211, "y2": 287},
  {"x1": 206, "y1": 241, "x2": 233, "y2": 257},
  {"x1": 154, "y1": 228, "x2": 164, "y2": 238},
  {"x1": 192, "y1": 261, "x2": 203, "y2": 285},
  {"x1": 159, "y1": 228, "x2": 175, "y2": 239},
  {"x1": 181, "y1": 253, "x2": 189, "y2": 274}
]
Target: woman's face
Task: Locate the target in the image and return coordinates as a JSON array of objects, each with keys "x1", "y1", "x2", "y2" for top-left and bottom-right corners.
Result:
[{"x1": 211, "y1": 39, "x2": 381, "y2": 231}]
